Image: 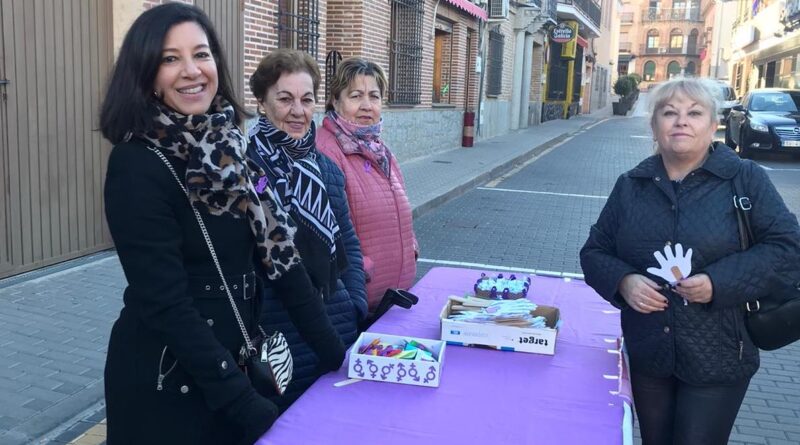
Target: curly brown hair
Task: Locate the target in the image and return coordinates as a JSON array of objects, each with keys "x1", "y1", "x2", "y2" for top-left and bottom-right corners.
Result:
[{"x1": 249, "y1": 49, "x2": 321, "y2": 102}]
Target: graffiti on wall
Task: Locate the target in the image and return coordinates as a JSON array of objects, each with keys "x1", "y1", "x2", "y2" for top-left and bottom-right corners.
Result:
[{"x1": 542, "y1": 102, "x2": 565, "y2": 122}]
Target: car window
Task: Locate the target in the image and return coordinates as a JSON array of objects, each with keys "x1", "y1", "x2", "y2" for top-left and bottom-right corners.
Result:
[
  {"x1": 749, "y1": 93, "x2": 800, "y2": 112},
  {"x1": 720, "y1": 86, "x2": 736, "y2": 101}
]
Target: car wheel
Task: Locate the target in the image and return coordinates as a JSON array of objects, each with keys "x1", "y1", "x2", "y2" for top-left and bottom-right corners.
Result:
[{"x1": 724, "y1": 124, "x2": 737, "y2": 149}]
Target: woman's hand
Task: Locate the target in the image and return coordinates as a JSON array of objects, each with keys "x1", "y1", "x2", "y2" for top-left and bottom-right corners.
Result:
[
  {"x1": 674, "y1": 273, "x2": 713, "y2": 304},
  {"x1": 619, "y1": 274, "x2": 669, "y2": 313}
]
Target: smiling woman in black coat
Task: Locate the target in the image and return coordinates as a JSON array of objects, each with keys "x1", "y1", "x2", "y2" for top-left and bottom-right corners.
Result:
[
  {"x1": 99, "y1": 4, "x2": 344, "y2": 445},
  {"x1": 580, "y1": 77, "x2": 800, "y2": 445}
]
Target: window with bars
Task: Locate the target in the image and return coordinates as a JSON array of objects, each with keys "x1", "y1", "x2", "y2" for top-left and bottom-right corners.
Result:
[
  {"x1": 277, "y1": 0, "x2": 320, "y2": 58},
  {"x1": 486, "y1": 30, "x2": 504, "y2": 97},
  {"x1": 388, "y1": 0, "x2": 424, "y2": 105}
]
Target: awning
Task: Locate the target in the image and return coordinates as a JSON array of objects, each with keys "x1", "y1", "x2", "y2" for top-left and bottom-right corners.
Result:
[
  {"x1": 443, "y1": 0, "x2": 488, "y2": 21},
  {"x1": 618, "y1": 54, "x2": 633, "y2": 62},
  {"x1": 577, "y1": 36, "x2": 588, "y2": 48}
]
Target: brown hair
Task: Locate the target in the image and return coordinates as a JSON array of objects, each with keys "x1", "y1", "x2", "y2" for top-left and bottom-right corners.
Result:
[
  {"x1": 326, "y1": 58, "x2": 388, "y2": 111},
  {"x1": 249, "y1": 49, "x2": 321, "y2": 102}
]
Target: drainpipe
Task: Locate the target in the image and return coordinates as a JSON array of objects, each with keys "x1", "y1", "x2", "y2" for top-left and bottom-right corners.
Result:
[{"x1": 476, "y1": 18, "x2": 486, "y2": 139}]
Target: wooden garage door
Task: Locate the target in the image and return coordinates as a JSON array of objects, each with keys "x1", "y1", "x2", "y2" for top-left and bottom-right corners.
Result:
[
  {"x1": 0, "y1": 0, "x2": 113, "y2": 279},
  {"x1": 196, "y1": 0, "x2": 245, "y2": 99}
]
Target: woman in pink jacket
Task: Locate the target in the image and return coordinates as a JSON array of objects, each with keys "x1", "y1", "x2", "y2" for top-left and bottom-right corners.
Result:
[{"x1": 316, "y1": 58, "x2": 418, "y2": 314}]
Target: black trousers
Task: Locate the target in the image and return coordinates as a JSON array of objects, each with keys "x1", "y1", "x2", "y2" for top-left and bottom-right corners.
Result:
[{"x1": 632, "y1": 373, "x2": 750, "y2": 445}]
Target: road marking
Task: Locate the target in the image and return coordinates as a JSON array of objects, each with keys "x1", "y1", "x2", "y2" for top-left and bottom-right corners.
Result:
[
  {"x1": 630, "y1": 135, "x2": 651, "y2": 139},
  {"x1": 483, "y1": 135, "x2": 575, "y2": 188},
  {"x1": 417, "y1": 258, "x2": 584, "y2": 279},
  {"x1": 584, "y1": 118, "x2": 610, "y2": 130},
  {"x1": 760, "y1": 166, "x2": 800, "y2": 172},
  {"x1": 477, "y1": 187, "x2": 608, "y2": 200}
]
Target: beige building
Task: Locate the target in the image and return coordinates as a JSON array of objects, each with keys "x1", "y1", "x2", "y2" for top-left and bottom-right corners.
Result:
[
  {"x1": 617, "y1": 0, "x2": 714, "y2": 89},
  {"x1": 728, "y1": 0, "x2": 800, "y2": 98}
]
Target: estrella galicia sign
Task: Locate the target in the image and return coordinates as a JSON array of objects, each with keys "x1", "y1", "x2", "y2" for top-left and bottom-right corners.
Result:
[{"x1": 550, "y1": 23, "x2": 575, "y2": 43}]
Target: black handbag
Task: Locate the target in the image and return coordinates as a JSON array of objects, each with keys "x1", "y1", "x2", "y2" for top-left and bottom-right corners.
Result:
[
  {"x1": 732, "y1": 172, "x2": 800, "y2": 351},
  {"x1": 149, "y1": 147, "x2": 294, "y2": 395},
  {"x1": 358, "y1": 288, "x2": 419, "y2": 332}
]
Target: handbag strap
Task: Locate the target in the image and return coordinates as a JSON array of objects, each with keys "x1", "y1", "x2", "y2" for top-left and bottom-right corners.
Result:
[
  {"x1": 731, "y1": 169, "x2": 760, "y2": 312},
  {"x1": 147, "y1": 147, "x2": 256, "y2": 354},
  {"x1": 731, "y1": 170, "x2": 755, "y2": 249}
]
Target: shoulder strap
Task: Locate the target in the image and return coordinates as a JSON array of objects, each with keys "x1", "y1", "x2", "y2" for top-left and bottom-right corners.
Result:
[{"x1": 732, "y1": 168, "x2": 755, "y2": 250}]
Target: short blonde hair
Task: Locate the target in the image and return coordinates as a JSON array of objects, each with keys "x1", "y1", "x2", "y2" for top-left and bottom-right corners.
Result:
[
  {"x1": 649, "y1": 77, "x2": 722, "y2": 130},
  {"x1": 326, "y1": 58, "x2": 388, "y2": 112}
]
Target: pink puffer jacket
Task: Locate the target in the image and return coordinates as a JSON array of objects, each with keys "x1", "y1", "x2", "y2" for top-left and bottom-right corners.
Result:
[{"x1": 316, "y1": 118, "x2": 417, "y2": 312}]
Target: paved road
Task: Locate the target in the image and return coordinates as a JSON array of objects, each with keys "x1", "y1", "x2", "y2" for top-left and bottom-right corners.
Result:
[{"x1": 414, "y1": 116, "x2": 800, "y2": 444}]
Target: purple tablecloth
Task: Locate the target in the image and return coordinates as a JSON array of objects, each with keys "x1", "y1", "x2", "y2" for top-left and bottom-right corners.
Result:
[{"x1": 258, "y1": 267, "x2": 631, "y2": 445}]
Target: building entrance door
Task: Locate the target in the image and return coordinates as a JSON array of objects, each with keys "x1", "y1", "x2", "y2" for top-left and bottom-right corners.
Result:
[{"x1": 0, "y1": 0, "x2": 113, "y2": 279}]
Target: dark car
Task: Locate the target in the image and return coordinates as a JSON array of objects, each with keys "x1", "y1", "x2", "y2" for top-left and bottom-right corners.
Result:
[{"x1": 726, "y1": 88, "x2": 800, "y2": 158}]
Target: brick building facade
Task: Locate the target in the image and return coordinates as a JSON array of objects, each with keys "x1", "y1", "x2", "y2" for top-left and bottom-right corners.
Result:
[{"x1": 617, "y1": 0, "x2": 713, "y2": 89}]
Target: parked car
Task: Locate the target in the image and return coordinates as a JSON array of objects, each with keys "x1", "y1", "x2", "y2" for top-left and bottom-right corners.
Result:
[{"x1": 725, "y1": 88, "x2": 800, "y2": 158}]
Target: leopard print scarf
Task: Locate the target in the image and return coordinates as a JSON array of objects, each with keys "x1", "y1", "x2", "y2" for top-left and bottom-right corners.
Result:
[{"x1": 139, "y1": 97, "x2": 300, "y2": 279}]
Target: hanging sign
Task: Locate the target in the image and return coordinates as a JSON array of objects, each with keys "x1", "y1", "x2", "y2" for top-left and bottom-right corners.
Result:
[{"x1": 549, "y1": 23, "x2": 575, "y2": 44}]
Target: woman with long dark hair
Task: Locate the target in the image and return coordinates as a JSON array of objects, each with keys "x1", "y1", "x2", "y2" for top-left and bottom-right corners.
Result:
[{"x1": 100, "y1": 4, "x2": 344, "y2": 444}]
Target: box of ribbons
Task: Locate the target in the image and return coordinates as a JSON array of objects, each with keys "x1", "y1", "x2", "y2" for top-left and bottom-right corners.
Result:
[
  {"x1": 347, "y1": 332, "x2": 446, "y2": 387},
  {"x1": 439, "y1": 296, "x2": 561, "y2": 355}
]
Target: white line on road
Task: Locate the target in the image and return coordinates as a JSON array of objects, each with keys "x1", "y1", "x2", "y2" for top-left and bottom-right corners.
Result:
[
  {"x1": 477, "y1": 187, "x2": 608, "y2": 200},
  {"x1": 483, "y1": 135, "x2": 575, "y2": 188},
  {"x1": 759, "y1": 165, "x2": 800, "y2": 172},
  {"x1": 630, "y1": 135, "x2": 651, "y2": 139},
  {"x1": 584, "y1": 118, "x2": 610, "y2": 130},
  {"x1": 417, "y1": 258, "x2": 585, "y2": 279}
]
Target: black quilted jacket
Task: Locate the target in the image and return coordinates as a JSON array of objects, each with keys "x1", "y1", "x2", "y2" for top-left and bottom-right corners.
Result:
[{"x1": 580, "y1": 143, "x2": 800, "y2": 385}]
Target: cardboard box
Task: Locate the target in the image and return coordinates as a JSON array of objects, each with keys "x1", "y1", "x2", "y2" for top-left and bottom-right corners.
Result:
[
  {"x1": 348, "y1": 332, "x2": 446, "y2": 387},
  {"x1": 439, "y1": 299, "x2": 560, "y2": 355}
]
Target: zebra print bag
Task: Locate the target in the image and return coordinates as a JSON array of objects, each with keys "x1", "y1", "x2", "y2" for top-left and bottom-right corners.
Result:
[
  {"x1": 149, "y1": 147, "x2": 293, "y2": 396},
  {"x1": 241, "y1": 327, "x2": 293, "y2": 396}
]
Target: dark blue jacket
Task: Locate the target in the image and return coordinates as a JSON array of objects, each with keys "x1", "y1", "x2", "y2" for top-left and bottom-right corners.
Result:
[
  {"x1": 257, "y1": 151, "x2": 367, "y2": 408},
  {"x1": 580, "y1": 144, "x2": 800, "y2": 384}
]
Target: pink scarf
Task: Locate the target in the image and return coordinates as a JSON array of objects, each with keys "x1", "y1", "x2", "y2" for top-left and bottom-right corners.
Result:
[{"x1": 323, "y1": 111, "x2": 391, "y2": 177}]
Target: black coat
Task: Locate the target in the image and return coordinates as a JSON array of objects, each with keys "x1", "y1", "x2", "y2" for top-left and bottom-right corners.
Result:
[
  {"x1": 580, "y1": 144, "x2": 800, "y2": 384},
  {"x1": 104, "y1": 141, "x2": 297, "y2": 445},
  {"x1": 258, "y1": 152, "x2": 367, "y2": 408}
]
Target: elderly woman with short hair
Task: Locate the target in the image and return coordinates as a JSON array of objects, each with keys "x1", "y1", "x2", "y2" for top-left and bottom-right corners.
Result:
[
  {"x1": 580, "y1": 77, "x2": 800, "y2": 445},
  {"x1": 246, "y1": 49, "x2": 367, "y2": 408},
  {"x1": 316, "y1": 58, "x2": 418, "y2": 316}
]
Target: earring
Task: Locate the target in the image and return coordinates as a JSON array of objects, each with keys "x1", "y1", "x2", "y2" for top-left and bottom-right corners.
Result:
[{"x1": 153, "y1": 90, "x2": 161, "y2": 99}]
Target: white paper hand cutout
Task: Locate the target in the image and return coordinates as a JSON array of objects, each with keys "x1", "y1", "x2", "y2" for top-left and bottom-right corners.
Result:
[{"x1": 647, "y1": 243, "x2": 693, "y2": 285}]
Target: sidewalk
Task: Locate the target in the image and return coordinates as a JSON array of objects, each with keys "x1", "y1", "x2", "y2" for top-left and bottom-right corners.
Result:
[{"x1": 0, "y1": 110, "x2": 608, "y2": 445}]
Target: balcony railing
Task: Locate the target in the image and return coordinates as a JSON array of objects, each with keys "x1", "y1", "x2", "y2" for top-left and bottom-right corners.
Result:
[
  {"x1": 546, "y1": 0, "x2": 558, "y2": 23},
  {"x1": 558, "y1": 0, "x2": 601, "y2": 28},
  {"x1": 642, "y1": 7, "x2": 701, "y2": 22},
  {"x1": 619, "y1": 41, "x2": 632, "y2": 52},
  {"x1": 639, "y1": 44, "x2": 701, "y2": 55},
  {"x1": 621, "y1": 12, "x2": 634, "y2": 23}
]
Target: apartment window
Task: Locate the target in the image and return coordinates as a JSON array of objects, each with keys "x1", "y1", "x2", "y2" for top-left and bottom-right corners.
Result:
[
  {"x1": 669, "y1": 29, "x2": 683, "y2": 53},
  {"x1": 672, "y1": 0, "x2": 686, "y2": 19},
  {"x1": 646, "y1": 29, "x2": 659, "y2": 54},
  {"x1": 644, "y1": 60, "x2": 656, "y2": 81},
  {"x1": 487, "y1": 29, "x2": 504, "y2": 97},
  {"x1": 388, "y1": 0, "x2": 424, "y2": 105},
  {"x1": 667, "y1": 60, "x2": 681, "y2": 78},
  {"x1": 277, "y1": 0, "x2": 320, "y2": 58}
]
